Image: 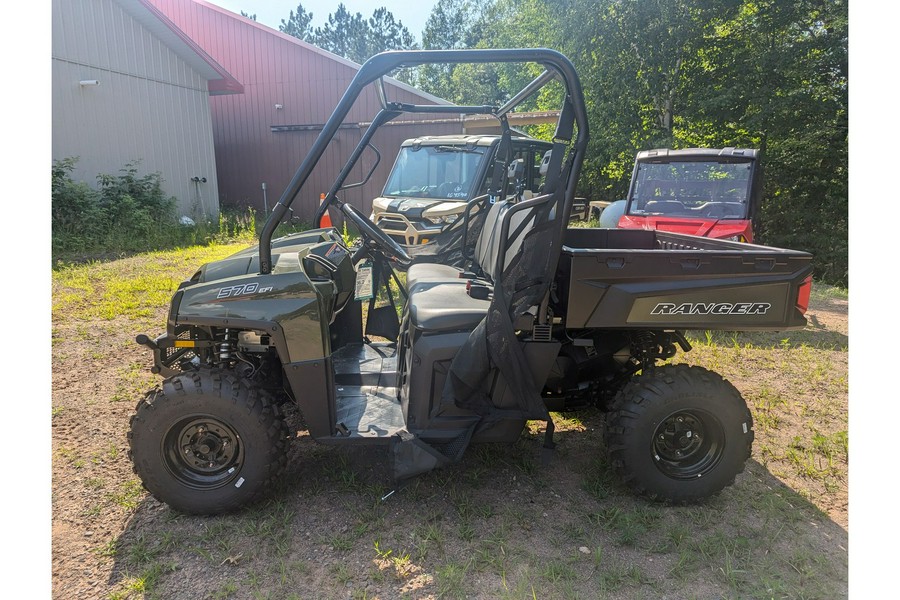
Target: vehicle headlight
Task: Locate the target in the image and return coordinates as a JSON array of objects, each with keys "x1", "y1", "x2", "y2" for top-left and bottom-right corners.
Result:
[
  {"x1": 724, "y1": 235, "x2": 746, "y2": 243},
  {"x1": 422, "y1": 203, "x2": 463, "y2": 226},
  {"x1": 424, "y1": 214, "x2": 459, "y2": 226}
]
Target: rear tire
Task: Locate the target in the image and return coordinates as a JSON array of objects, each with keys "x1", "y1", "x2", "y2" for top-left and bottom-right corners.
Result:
[
  {"x1": 605, "y1": 365, "x2": 753, "y2": 503},
  {"x1": 128, "y1": 368, "x2": 290, "y2": 515}
]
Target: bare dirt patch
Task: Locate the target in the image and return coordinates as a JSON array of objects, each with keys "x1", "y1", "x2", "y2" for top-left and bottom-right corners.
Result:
[{"x1": 52, "y1": 252, "x2": 848, "y2": 599}]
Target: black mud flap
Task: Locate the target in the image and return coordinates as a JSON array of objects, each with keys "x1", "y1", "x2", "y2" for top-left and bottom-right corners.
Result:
[
  {"x1": 391, "y1": 428, "x2": 474, "y2": 481},
  {"x1": 365, "y1": 257, "x2": 401, "y2": 341},
  {"x1": 365, "y1": 305, "x2": 400, "y2": 341}
]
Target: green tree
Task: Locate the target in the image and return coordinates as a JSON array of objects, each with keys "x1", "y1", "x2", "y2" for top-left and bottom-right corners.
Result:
[
  {"x1": 687, "y1": 0, "x2": 848, "y2": 283},
  {"x1": 554, "y1": 0, "x2": 847, "y2": 283},
  {"x1": 368, "y1": 7, "x2": 415, "y2": 54},
  {"x1": 561, "y1": 0, "x2": 741, "y2": 198},
  {"x1": 418, "y1": 0, "x2": 492, "y2": 101},
  {"x1": 312, "y1": 4, "x2": 368, "y2": 60},
  {"x1": 240, "y1": 10, "x2": 256, "y2": 21},
  {"x1": 302, "y1": 4, "x2": 416, "y2": 64},
  {"x1": 279, "y1": 3, "x2": 314, "y2": 41},
  {"x1": 417, "y1": 0, "x2": 569, "y2": 108}
]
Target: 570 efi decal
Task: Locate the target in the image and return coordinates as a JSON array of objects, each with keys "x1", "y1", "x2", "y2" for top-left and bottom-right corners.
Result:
[{"x1": 216, "y1": 282, "x2": 274, "y2": 299}]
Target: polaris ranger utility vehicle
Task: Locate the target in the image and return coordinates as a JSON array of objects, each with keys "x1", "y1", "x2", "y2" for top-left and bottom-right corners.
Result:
[
  {"x1": 130, "y1": 49, "x2": 812, "y2": 515},
  {"x1": 615, "y1": 148, "x2": 761, "y2": 242},
  {"x1": 370, "y1": 134, "x2": 587, "y2": 246}
]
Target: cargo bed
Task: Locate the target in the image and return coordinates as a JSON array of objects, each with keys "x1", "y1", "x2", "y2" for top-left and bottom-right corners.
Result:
[{"x1": 555, "y1": 228, "x2": 813, "y2": 330}]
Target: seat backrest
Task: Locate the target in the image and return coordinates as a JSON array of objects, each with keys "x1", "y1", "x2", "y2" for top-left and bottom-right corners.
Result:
[
  {"x1": 644, "y1": 200, "x2": 685, "y2": 213},
  {"x1": 473, "y1": 200, "x2": 537, "y2": 283}
]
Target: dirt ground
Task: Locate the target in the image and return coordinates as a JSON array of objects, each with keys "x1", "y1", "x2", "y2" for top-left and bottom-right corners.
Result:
[{"x1": 51, "y1": 272, "x2": 848, "y2": 599}]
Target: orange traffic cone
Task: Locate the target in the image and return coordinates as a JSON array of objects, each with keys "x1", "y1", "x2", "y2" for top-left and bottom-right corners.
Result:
[{"x1": 319, "y1": 192, "x2": 333, "y2": 228}]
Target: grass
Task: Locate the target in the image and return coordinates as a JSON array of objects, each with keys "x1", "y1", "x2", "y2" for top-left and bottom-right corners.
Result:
[
  {"x1": 108, "y1": 561, "x2": 178, "y2": 600},
  {"x1": 110, "y1": 480, "x2": 144, "y2": 510},
  {"x1": 52, "y1": 242, "x2": 253, "y2": 325},
  {"x1": 52, "y1": 241, "x2": 847, "y2": 599}
]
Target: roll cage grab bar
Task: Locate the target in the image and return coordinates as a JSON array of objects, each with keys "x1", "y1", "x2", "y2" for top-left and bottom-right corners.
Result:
[{"x1": 258, "y1": 48, "x2": 589, "y2": 275}]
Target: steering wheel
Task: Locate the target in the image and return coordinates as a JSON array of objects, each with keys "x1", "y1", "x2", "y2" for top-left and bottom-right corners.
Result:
[{"x1": 341, "y1": 202, "x2": 412, "y2": 265}]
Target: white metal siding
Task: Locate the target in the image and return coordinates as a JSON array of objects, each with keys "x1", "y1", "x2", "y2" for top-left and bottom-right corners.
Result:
[{"x1": 52, "y1": 0, "x2": 220, "y2": 219}]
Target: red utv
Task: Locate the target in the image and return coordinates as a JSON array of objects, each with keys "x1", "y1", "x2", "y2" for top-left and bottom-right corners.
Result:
[{"x1": 616, "y1": 148, "x2": 761, "y2": 242}]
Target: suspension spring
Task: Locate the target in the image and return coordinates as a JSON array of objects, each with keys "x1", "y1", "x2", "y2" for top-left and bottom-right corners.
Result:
[
  {"x1": 633, "y1": 330, "x2": 658, "y2": 372},
  {"x1": 216, "y1": 328, "x2": 236, "y2": 366}
]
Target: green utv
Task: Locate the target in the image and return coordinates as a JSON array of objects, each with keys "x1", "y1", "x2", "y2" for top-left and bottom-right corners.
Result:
[{"x1": 130, "y1": 49, "x2": 813, "y2": 515}]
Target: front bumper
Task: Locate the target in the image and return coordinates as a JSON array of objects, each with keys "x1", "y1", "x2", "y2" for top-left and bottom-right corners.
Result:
[
  {"x1": 136, "y1": 330, "x2": 214, "y2": 378},
  {"x1": 372, "y1": 212, "x2": 447, "y2": 245}
]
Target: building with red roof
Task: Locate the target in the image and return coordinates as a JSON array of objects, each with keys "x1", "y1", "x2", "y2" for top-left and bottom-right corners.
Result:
[{"x1": 149, "y1": 0, "x2": 460, "y2": 221}]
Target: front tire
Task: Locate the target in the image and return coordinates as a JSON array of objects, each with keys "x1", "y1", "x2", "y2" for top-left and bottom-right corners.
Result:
[
  {"x1": 605, "y1": 365, "x2": 753, "y2": 503},
  {"x1": 128, "y1": 369, "x2": 290, "y2": 515}
]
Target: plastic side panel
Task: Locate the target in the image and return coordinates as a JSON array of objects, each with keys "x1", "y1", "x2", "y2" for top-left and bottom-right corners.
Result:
[
  {"x1": 491, "y1": 342, "x2": 562, "y2": 407},
  {"x1": 404, "y1": 330, "x2": 476, "y2": 432},
  {"x1": 177, "y1": 270, "x2": 329, "y2": 363},
  {"x1": 578, "y1": 277, "x2": 809, "y2": 330},
  {"x1": 625, "y1": 281, "x2": 791, "y2": 328},
  {"x1": 403, "y1": 332, "x2": 560, "y2": 442},
  {"x1": 282, "y1": 357, "x2": 336, "y2": 439}
]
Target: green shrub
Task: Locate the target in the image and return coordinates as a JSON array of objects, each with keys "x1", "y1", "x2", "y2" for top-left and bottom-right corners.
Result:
[
  {"x1": 52, "y1": 158, "x2": 106, "y2": 254},
  {"x1": 51, "y1": 158, "x2": 267, "y2": 261},
  {"x1": 96, "y1": 161, "x2": 177, "y2": 247},
  {"x1": 52, "y1": 158, "x2": 181, "y2": 256}
]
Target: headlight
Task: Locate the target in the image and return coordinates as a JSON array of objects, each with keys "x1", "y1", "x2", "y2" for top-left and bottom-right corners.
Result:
[
  {"x1": 724, "y1": 235, "x2": 746, "y2": 243},
  {"x1": 422, "y1": 202, "x2": 463, "y2": 226},
  {"x1": 424, "y1": 214, "x2": 459, "y2": 226}
]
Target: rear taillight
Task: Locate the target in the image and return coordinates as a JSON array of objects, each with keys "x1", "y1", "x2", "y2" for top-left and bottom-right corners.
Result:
[{"x1": 796, "y1": 275, "x2": 812, "y2": 315}]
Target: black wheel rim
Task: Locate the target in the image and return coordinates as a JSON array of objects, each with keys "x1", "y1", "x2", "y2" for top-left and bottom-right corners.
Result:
[
  {"x1": 163, "y1": 415, "x2": 243, "y2": 489},
  {"x1": 651, "y1": 410, "x2": 724, "y2": 480}
]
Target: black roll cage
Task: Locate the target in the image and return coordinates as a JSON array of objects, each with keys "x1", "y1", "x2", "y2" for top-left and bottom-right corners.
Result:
[{"x1": 258, "y1": 48, "x2": 589, "y2": 275}]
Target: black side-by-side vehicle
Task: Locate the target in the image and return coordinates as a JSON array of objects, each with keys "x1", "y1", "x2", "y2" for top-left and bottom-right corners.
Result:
[{"x1": 130, "y1": 49, "x2": 813, "y2": 515}]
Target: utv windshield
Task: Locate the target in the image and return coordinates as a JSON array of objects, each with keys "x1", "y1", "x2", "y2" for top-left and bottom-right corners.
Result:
[
  {"x1": 383, "y1": 145, "x2": 487, "y2": 200},
  {"x1": 628, "y1": 160, "x2": 753, "y2": 219}
]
